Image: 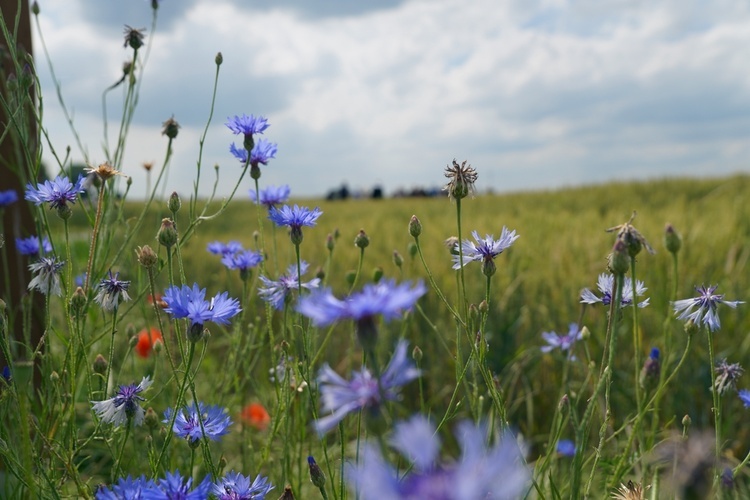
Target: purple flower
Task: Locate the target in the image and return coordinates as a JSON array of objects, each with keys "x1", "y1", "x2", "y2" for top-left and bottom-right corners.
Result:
[
  {"x1": 230, "y1": 139, "x2": 278, "y2": 166},
  {"x1": 207, "y1": 240, "x2": 244, "y2": 256},
  {"x1": 212, "y1": 471, "x2": 274, "y2": 500},
  {"x1": 739, "y1": 390, "x2": 750, "y2": 408},
  {"x1": 15, "y1": 236, "x2": 52, "y2": 256},
  {"x1": 541, "y1": 323, "x2": 583, "y2": 354},
  {"x1": 143, "y1": 471, "x2": 212, "y2": 500},
  {"x1": 226, "y1": 114, "x2": 270, "y2": 137},
  {"x1": 714, "y1": 359, "x2": 744, "y2": 395},
  {"x1": 221, "y1": 249, "x2": 263, "y2": 272},
  {"x1": 347, "y1": 415, "x2": 530, "y2": 500},
  {"x1": 557, "y1": 439, "x2": 576, "y2": 457},
  {"x1": 581, "y1": 273, "x2": 650, "y2": 308},
  {"x1": 258, "y1": 261, "x2": 321, "y2": 310},
  {"x1": 298, "y1": 279, "x2": 427, "y2": 327},
  {"x1": 91, "y1": 376, "x2": 152, "y2": 427},
  {"x1": 268, "y1": 204, "x2": 323, "y2": 245},
  {"x1": 94, "y1": 271, "x2": 131, "y2": 312},
  {"x1": 452, "y1": 228, "x2": 519, "y2": 276},
  {"x1": 25, "y1": 175, "x2": 85, "y2": 210},
  {"x1": 0, "y1": 189, "x2": 18, "y2": 208},
  {"x1": 163, "y1": 284, "x2": 241, "y2": 337},
  {"x1": 163, "y1": 402, "x2": 231, "y2": 444},
  {"x1": 249, "y1": 185, "x2": 290, "y2": 208},
  {"x1": 28, "y1": 256, "x2": 65, "y2": 296},
  {"x1": 96, "y1": 475, "x2": 157, "y2": 499},
  {"x1": 314, "y1": 340, "x2": 420, "y2": 435},
  {"x1": 672, "y1": 285, "x2": 743, "y2": 332}
]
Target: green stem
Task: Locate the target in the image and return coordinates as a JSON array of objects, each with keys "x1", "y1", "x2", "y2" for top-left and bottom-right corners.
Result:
[
  {"x1": 103, "y1": 309, "x2": 119, "y2": 398},
  {"x1": 84, "y1": 181, "x2": 107, "y2": 294},
  {"x1": 707, "y1": 326, "x2": 721, "y2": 482},
  {"x1": 112, "y1": 419, "x2": 131, "y2": 481}
]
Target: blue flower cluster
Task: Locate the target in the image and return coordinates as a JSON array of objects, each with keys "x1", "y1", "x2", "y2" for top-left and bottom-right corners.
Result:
[{"x1": 97, "y1": 470, "x2": 274, "y2": 499}]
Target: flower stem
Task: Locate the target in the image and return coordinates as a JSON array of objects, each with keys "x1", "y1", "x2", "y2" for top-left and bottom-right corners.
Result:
[
  {"x1": 84, "y1": 181, "x2": 106, "y2": 294},
  {"x1": 112, "y1": 419, "x2": 131, "y2": 481},
  {"x1": 103, "y1": 308, "x2": 119, "y2": 398}
]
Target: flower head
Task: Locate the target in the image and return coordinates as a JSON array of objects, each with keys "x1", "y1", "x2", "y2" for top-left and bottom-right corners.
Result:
[
  {"x1": 85, "y1": 162, "x2": 122, "y2": 181},
  {"x1": 268, "y1": 204, "x2": 323, "y2": 245},
  {"x1": 672, "y1": 285, "x2": 743, "y2": 332},
  {"x1": 443, "y1": 159, "x2": 478, "y2": 200},
  {"x1": 25, "y1": 175, "x2": 85, "y2": 210},
  {"x1": 739, "y1": 389, "x2": 750, "y2": 408},
  {"x1": 135, "y1": 328, "x2": 163, "y2": 358},
  {"x1": 230, "y1": 139, "x2": 278, "y2": 166},
  {"x1": 207, "y1": 240, "x2": 244, "y2": 256},
  {"x1": 212, "y1": 471, "x2": 274, "y2": 500},
  {"x1": 314, "y1": 340, "x2": 420, "y2": 435},
  {"x1": 258, "y1": 261, "x2": 320, "y2": 310},
  {"x1": 607, "y1": 212, "x2": 654, "y2": 257},
  {"x1": 163, "y1": 283, "x2": 241, "y2": 339},
  {"x1": 94, "y1": 270, "x2": 131, "y2": 312},
  {"x1": 0, "y1": 189, "x2": 18, "y2": 208},
  {"x1": 580, "y1": 273, "x2": 650, "y2": 308},
  {"x1": 612, "y1": 481, "x2": 647, "y2": 500},
  {"x1": 714, "y1": 359, "x2": 743, "y2": 395},
  {"x1": 148, "y1": 471, "x2": 212, "y2": 499},
  {"x1": 240, "y1": 403, "x2": 271, "y2": 431},
  {"x1": 557, "y1": 439, "x2": 576, "y2": 457},
  {"x1": 92, "y1": 376, "x2": 152, "y2": 427},
  {"x1": 452, "y1": 228, "x2": 519, "y2": 275},
  {"x1": 221, "y1": 250, "x2": 263, "y2": 272},
  {"x1": 163, "y1": 402, "x2": 232, "y2": 444},
  {"x1": 28, "y1": 256, "x2": 65, "y2": 296},
  {"x1": 123, "y1": 25, "x2": 145, "y2": 50},
  {"x1": 162, "y1": 116, "x2": 180, "y2": 139},
  {"x1": 96, "y1": 475, "x2": 156, "y2": 499},
  {"x1": 15, "y1": 236, "x2": 52, "y2": 256},
  {"x1": 541, "y1": 323, "x2": 583, "y2": 354},
  {"x1": 249, "y1": 185, "x2": 290, "y2": 209},
  {"x1": 347, "y1": 415, "x2": 530, "y2": 499},
  {"x1": 226, "y1": 114, "x2": 270, "y2": 137}
]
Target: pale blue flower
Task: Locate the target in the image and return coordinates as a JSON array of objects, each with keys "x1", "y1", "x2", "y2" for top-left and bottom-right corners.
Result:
[
  {"x1": 95, "y1": 271, "x2": 131, "y2": 312},
  {"x1": 672, "y1": 285, "x2": 743, "y2": 332},
  {"x1": 452, "y1": 228, "x2": 519, "y2": 270},
  {"x1": 258, "y1": 261, "x2": 320, "y2": 310},
  {"x1": 580, "y1": 273, "x2": 650, "y2": 308},
  {"x1": 25, "y1": 175, "x2": 85, "y2": 209},
  {"x1": 163, "y1": 402, "x2": 232, "y2": 444},
  {"x1": 28, "y1": 256, "x2": 65, "y2": 296},
  {"x1": 212, "y1": 471, "x2": 274, "y2": 499},
  {"x1": 92, "y1": 376, "x2": 152, "y2": 427},
  {"x1": 249, "y1": 185, "x2": 290, "y2": 208}
]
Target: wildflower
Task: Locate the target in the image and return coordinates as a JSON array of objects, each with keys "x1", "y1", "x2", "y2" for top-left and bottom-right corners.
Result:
[
  {"x1": 123, "y1": 25, "x2": 145, "y2": 50},
  {"x1": 711, "y1": 359, "x2": 743, "y2": 395},
  {"x1": 664, "y1": 223, "x2": 682, "y2": 255},
  {"x1": 163, "y1": 402, "x2": 232, "y2": 444},
  {"x1": 135, "y1": 328, "x2": 163, "y2": 358},
  {"x1": 268, "y1": 204, "x2": 323, "y2": 245},
  {"x1": 258, "y1": 261, "x2": 320, "y2": 310},
  {"x1": 96, "y1": 475, "x2": 157, "y2": 499},
  {"x1": 640, "y1": 347, "x2": 661, "y2": 388},
  {"x1": 212, "y1": 471, "x2": 274, "y2": 500},
  {"x1": 557, "y1": 439, "x2": 576, "y2": 457},
  {"x1": 612, "y1": 480, "x2": 647, "y2": 500},
  {"x1": 443, "y1": 159, "x2": 478, "y2": 200},
  {"x1": 314, "y1": 340, "x2": 420, "y2": 435},
  {"x1": 163, "y1": 283, "x2": 241, "y2": 339},
  {"x1": 451, "y1": 228, "x2": 519, "y2": 276},
  {"x1": 221, "y1": 249, "x2": 263, "y2": 272},
  {"x1": 240, "y1": 403, "x2": 270, "y2": 431},
  {"x1": 157, "y1": 218, "x2": 178, "y2": 248},
  {"x1": 207, "y1": 240, "x2": 244, "y2": 256},
  {"x1": 226, "y1": 114, "x2": 270, "y2": 138},
  {"x1": 580, "y1": 273, "x2": 650, "y2": 308},
  {"x1": 606, "y1": 212, "x2": 654, "y2": 257},
  {"x1": 540, "y1": 323, "x2": 583, "y2": 354},
  {"x1": 28, "y1": 256, "x2": 65, "y2": 296},
  {"x1": 85, "y1": 162, "x2": 122, "y2": 181},
  {"x1": 739, "y1": 390, "x2": 750, "y2": 408},
  {"x1": 2, "y1": 366, "x2": 11, "y2": 382},
  {"x1": 308, "y1": 456, "x2": 326, "y2": 489},
  {"x1": 15, "y1": 236, "x2": 52, "y2": 256},
  {"x1": 91, "y1": 376, "x2": 152, "y2": 427},
  {"x1": 25, "y1": 175, "x2": 85, "y2": 210},
  {"x1": 249, "y1": 185, "x2": 290, "y2": 209},
  {"x1": 0, "y1": 189, "x2": 18, "y2": 207},
  {"x1": 230, "y1": 139, "x2": 278, "y2": 166},
  {"x1": 143, "y1": 161, "x2": 154, "y2": 172},
  {"x1": 672, "y1": 285, "x2": 743, "y2": 332},
  {"x1": 149, "y1": 471, "x2": 212, "y2": 499},
  {"x1": 162, "y1": 116, "x2": 180, "y2": 139},
  {"x1": 347, "y1": 415, "x2": 530, "y2": 499},
  {"x1": 94, "y1": 271, "x2": 131, "y2": 312}
]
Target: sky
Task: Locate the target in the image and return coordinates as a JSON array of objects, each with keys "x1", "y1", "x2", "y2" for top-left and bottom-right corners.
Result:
[{"x1": 30, "y1": 0, "x2": 750, "y2": 199}]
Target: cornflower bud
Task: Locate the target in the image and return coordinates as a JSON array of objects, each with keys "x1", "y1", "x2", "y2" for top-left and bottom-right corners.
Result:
[
  {"x1": 372, "y1": 266, "x2": 383, "y2": 283},
  {"x1": 682, "y1": 414, "x2": 692, "y2": 429},
  {"x1": 409, "y1": 215, "x2": 422, "y2": 238},
  {"x1": 412, "y1": 345, "x2": 423, "y2": 362},
  {"x1": 129, "y1": 335, "x2": 139, "y2": 349},
  {"x1": 70, "y1": 287, "x2": 87, "y2": 317},
  {"x1": 278, "y1": 486, "x2": 295, "y2": 500},
  {"x1": 407, "y1": 242, "x2": 418, "y2": 259},
  {"x1": 354, "y1": 229, "x2": 369, "y2": 249},
  {"x1": 639, "y1": 347, "x2": 660, "y2": 389},
  {"x1": 607, "y1": 239, "x2": 629, "y2": 275},
  {"x1": 308, "y1": 456, "x2": 326, "y2": 489},
  {"x1": 664, "y1": 223, "x2": 682, "y2": 255},
  {"x1": 31, "y1": 1, "x2": 39, "y2": 15},
  {"x1": 326, "y1": 234, "x2": 335, "y2": 252},
  {"x1": 215, "y1": 52, "x2": 223, "y2": 66},
  {"x1": 93, "y1": 354, "x2": 108, "y2": 375},
  {"x1": 392, "y1": 250, "x2": 403, "y2": 268},
  {"x1": 157, "y1": 218, "x2": 178, "y2": 248},
  {"x1": 580, "y1": 325, "x2": 591, "y2": 340},
  {"x1": 136, "y1": 245, "x2": 158, "y2": 268},
  {"x1": 345, "y1": 270, "x2": 356, "y2": 287},
  {"x1": 168, "y1": 192, "x2": 181, "y2": 214},
  {"x1": 161, "y1": 116, "x2": 180, "y2": 139},
  {"x1": 144, "y1": 407, "x2": 159, "y2": 430}
]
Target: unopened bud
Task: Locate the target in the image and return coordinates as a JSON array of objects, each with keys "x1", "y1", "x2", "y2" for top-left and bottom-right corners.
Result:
[
  {"x1": 129, "y1": 335, "x2": 139, "y2": 348},
  {"x1": 607, "y1": 239, "x2": 629, "y2": 275},
  {"x1": 684, "y1": 319, "x2": 699, "y2": 336},
  {"x1": 70, "y1": 287, "x2": 87, "y2": 317},
  {"x1": 580, "y1": 326, "x2": 590, "y2": 340},
  {"x1": 161, "y1": 116, "x2": 180, "y2": 139},
  {"x1": 93, "y1": 354, "x2": 108, "y2": 375},
  {"x1": 392, "y1": 250, "x2": 403, "y2": 268},
  {"x1": 157, "y1": 218, "x2": 178, "y2": 248},
  {"x1": 308, "y1": 456, "x2": 326, "y2": 489},
  {"x1": 559, "y1": 394, "x2": 569, "y2": 410},
  {"x1": 412, "y1": 345, "x2": 423, "y2": 362},
  {"x1": 354, "y1": 229, "x2": 369, "y2": 249},
  {"x1": 409, "y1": 215, "x2": 422, "y2": 238},
  {"x1": 168, "y1": 192, "x2": 181, "y2": 214},
  {"x1": 278, "y1": 486, "x2": 295, "y2": 500},
  {"x1": 215, "y1": 52, "x2": 223, "y2": 66},
  {"x1": 31, "y1": 1, "x2": 40, "y2": 15},
  {"x1": 345, "y1": 270, "x2": 357, "y2": 286},
  {"x1": 50, "y1": 371, "x2": 59, "y2": 382},
  {"x1": 144, "y1": 407, "x2": 159, "y2": 430},
  {"x1": 478, "y1": 300, "x2": 489, "y2": 314},
  {"x1": 152, "y1": 339, "x2": 163, "y2": 354},
  {"x1": 407, "y1": 242, "x2": 418, "y2": 259},
  {"x1": 372, "y1": 266, "x2": 383, "y2": 283},
  {"x1": 136, "y1": 245, "x2": 158, "y2": 268},
  {"x1": 664, "y1": 223, "x2": 682, "y2": 255},
  {"x1": 640, "y1": 347, "x2": 661, "y2": 389},
  {"x1": 326, "y1": 234, "x2": 335, "y2": 252},
  {"x1": 682, "y1": 414, "x2": 692, "y2": 428}
]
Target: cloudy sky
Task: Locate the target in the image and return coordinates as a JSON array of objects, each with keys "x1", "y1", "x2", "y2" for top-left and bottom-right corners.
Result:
[{"x1": 32, "y1": 0, "x2": 750, "y2": 199}]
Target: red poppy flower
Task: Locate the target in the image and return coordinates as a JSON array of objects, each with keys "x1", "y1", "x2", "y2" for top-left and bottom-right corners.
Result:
[
  {"x1": 135, "y1": 327, "x2": 163, "y2": 358},
  {"x1": 240, "y1": 402, "x2": 270, "y2": 431}
]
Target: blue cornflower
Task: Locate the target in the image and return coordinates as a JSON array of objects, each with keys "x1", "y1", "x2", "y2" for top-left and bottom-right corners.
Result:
[
  {"x1": 221, "y1": 249, "x2": 263, "y2": 272},
  {"x1": 452, "y1": 228, "x2": 519, "y2": 276},
  {"x1": 0, "y1": 189, "x2": 18, "y2": 207},
  {"x1": 541, "y1": 323, "x2": 583, "y2": 354},
  {"x1": 739, "y1": 390, "x2": 750, "y2": 409},
  {"x1": 314, "y1": 340, "x2": 420, "y2": 435},
  {"x1": 581, "y1": 273, "x2": 650, "y2": 308},
  {"x1": 347, "y1": 415, "x2": 530, "y2": 500},
  {"x1": 94, "y1": 271, "x2": 131, "y2": 312},
  {"x1": 207, "y1": 240, "x2": 244, "y2": 256},
  {"x1": 258, "y1": 261, "x2": 321, "y2": 310},
  {"x1": 91, "y1": 376, "x2": 152, "y2": 427},
  {"x1": 96, "y1": 475, "x2": 157, "y2": 499},
  {"x1": 230, "y1": 139, "x2": 278, "y2": 166},
  {"x1": 25, "y1": 175, "x2": 85, "y2": 210},
  {"x1": 249, "y1": 184, "x2": 290, "y2": 209},
  {"x1": 714, "y1": 358, "x2": 744, "y2": 395},
  {"x1": 163, "y1": 402, "x2": 232, "y2": 444},
  {"x1": 672, "y1": 285, "x2": 744, "y2": 332},
  {"x1": 144, "y1": 471, "x2": 212, "y2": 500},
  {"x1": 226, "y1": 114, "x2": 270, "y2": 137},
  {"x1": 268, "y1": 204, "x2": 322, "y2": 245},
  {"x1": 163, "y1": 284, "x2": 241, "y2": 339},
  {"x1": 212, "y1": 471, "x2": 274, "y2": 500},
  {"x1": 2, "y1": 366, "x2": 11, "y2": 382},
  {"x1": 15, "y1": 236, "x2": 52, "y2": 256},
  {"x1": 557, "y1": 439, "x2": 576, "y2": 457},
  {"x1": 28, "y1": 256, "x2": 65, "y2": 296}
]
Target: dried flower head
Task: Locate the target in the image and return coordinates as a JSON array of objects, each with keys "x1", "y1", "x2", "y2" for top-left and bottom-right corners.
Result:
[
  {"x1": 606, "y1": 211, "x2": 654, "y2": 257},
  {"x1": 443, "y1": 159, "x2": 477, "y2": 200},
  {"x1": 161, "y1": 116, "x2": 180, "y2": 139},
  {"x1": 713, "y1": 358, "x2": 744, "y2": 395},
  {"x1": 123, "y1": 25, "x2": 146, "y2": 50},
  {"x1": 85, "y1": 162, "x2": 122, "y2": 181},
  {"x1": 612, "y1": 480, "x2": 647, "y2": 500},
  {"x1": 142, "y1": 161, "x2": 154, "y2": 172}
]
